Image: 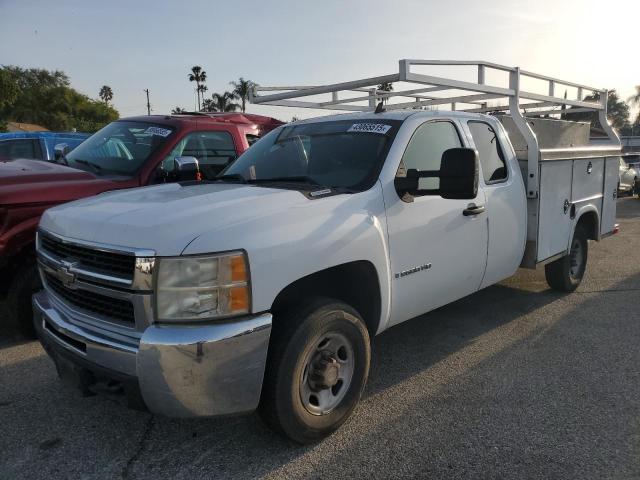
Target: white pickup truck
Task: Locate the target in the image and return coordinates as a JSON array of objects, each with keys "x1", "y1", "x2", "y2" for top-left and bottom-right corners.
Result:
[{"x1": 33, "y1": 61, "x2": 621, "y2": 443}]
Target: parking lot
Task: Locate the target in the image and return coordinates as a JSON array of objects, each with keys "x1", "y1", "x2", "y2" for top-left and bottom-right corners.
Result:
[{"x1": 0, "y1": 197, "x2": 638, "y2": 479}]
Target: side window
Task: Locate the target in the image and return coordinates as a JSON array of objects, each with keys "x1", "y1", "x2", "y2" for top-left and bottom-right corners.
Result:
[
  {"x1": 468, "y1": 121, "x2": 507, "y2": 183},
  {"x1": 246, "y1": 134, "x2": 260, "y2": 146},
  {"x1": 0, "y1": 139, "x2": 39, "y2": 160},
  {"x1": 161, "y1": 131, "x2": 236, "y2": 180},
  {"x1": 399, "y1": 121, "x2": 461, "y2": 190}
]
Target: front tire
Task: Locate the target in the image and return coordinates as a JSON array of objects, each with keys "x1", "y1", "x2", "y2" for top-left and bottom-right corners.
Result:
[
  {"x1": 259, "y1": 298, "x2": 371, "y2": 444},
  {"x1": 545, "y1": 225, "x2": 588, "y2": 292},
  {"x1": 5, "y1": 259, "x2": 41, "y2": 337}
]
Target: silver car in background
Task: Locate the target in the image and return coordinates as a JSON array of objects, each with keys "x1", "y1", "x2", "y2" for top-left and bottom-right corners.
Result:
[{"x1": 619, "y1": 157, "x2": 638, "y2": 196}]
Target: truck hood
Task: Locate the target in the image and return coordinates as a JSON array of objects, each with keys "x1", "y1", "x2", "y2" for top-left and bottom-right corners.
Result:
[
  {"x1": 40, "y1": 182, "x2": 332, "y2": 256},
  {"x1": 0, "y1": 159, "x2": 118, "y2": 205}
]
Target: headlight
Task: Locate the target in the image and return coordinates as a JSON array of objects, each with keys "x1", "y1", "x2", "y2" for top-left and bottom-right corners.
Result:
[{"x1": 155, "y1": 251, "x2": 250, "y2": 322}]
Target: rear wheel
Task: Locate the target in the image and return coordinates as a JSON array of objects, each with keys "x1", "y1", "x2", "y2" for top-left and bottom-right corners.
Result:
[
  {"x1": 545, "y1": 225, "x2": 588, "y2": 292},
  {"x1": 259, "y1": 298, "x2": 370, "y2": 444}
]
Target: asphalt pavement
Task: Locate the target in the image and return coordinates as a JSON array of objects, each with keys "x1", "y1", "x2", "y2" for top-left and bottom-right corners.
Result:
[{"x1": 1, "y1": 198, "x2": 639, "y2": 479}]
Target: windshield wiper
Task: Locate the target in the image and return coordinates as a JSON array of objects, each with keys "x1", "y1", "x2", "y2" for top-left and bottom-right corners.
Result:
[
  {"x1": 250, "y1": 175, "x2": 323, "y2": 186},
  {"x1": 214, "y1": 173, "x2": 247, "y2": 183},
  {"x1": 73, "y1": 159, "x2": 102, "y2": 172}
]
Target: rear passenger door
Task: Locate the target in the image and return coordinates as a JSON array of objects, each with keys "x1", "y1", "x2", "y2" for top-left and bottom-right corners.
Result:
[{"x1": 466, "y1": 120, "x2": 526, "y2": 288}]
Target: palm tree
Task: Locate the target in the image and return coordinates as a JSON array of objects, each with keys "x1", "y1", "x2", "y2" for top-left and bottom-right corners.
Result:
[
  {"x1": 201, "y1": 98, "x2": 214, "y2": 112},
  {"x1": 230, "y1": 77, "x2": 256, "y2": 113},
  {"x1": 377, "y1": 82, "x2": 393, "y2": 105},
  {"x1": 98, "y1": 85, "x2": 113, "y2": 106},
  {"x1": 197, "y1": 84, "x2": 208, "y2": 110},
  {"x1": 171, "y1": 106, "x2": 186, "y2": 114},
  {"x1": 206, "y1": 92, "x2": 240, "y2": 112},
  {"x1": 188, "y1": 66, "x2": 207, "y2": 111}
]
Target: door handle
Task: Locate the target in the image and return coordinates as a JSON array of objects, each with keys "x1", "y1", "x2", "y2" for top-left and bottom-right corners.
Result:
[{"x1": 463, "y1": 204, "x2": 485, "y2": 216}]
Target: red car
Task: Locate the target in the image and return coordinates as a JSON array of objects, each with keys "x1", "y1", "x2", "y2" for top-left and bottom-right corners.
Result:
[{"x1": 0, "y1": 112, "x2": 283, "y2": 334}]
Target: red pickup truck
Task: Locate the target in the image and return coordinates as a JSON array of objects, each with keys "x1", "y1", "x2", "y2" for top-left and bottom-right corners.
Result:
[{"x1": 0, "y1": 112, "x2": 283, "y2": 334}]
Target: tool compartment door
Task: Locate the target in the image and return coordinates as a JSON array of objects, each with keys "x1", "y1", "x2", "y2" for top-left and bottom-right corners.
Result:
[
  {"x1": 537, "y1": 160, "x2": 573, "y2": 261},
  {"x1": 601, "y1": 157, "x2": 619, "y2": 235},
  {"x1": 571, "y1": 158, "x2": 604, "y2": 204}
]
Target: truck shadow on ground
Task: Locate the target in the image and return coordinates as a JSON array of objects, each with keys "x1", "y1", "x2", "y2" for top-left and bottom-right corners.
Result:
[
  {"x1": 0, "y1": 276, "x2": 573, "y2": 479},
  {"x1": 300, "y1": 270, "x2": 640, "y2": 480},
  {"x1": 365, "y1": 281, "x2": 563, "y2": 399}
]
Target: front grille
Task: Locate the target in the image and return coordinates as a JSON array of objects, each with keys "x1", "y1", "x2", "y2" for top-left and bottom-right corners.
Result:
[
  {"x1": 45, "y1": 272, "x2": 135, "y2": 325},
  {"x1": 40, "y1": 233, "x2": 135, "y2": 279}
]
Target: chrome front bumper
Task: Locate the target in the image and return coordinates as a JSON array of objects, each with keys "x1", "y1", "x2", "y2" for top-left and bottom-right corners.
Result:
[{"x1": 33, "y1": 290, "x2": 272, "y2": 417}]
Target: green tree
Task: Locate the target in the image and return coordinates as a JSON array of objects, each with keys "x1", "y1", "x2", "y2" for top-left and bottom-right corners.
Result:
[
  {"x1": 171, "y1": 106, "x2": 186, "y2": 114},
  {"x1": 629, "y1": 85, "x2": 640, "y2": 108},
  {"x1": 203, "y1": 92, "x2": 240, "y2": 112},
  {"x1": 98, "y1": 85, "x2": 113, "y2": 106},
  {"x1": 188, "y1": 66, "x2": 207, "y2": 111},
  {"x1": 230, "y1": 77, "x2": 255, "y2": 113},
  {"x1": 563, "y1": 90, "x2": 630, "y2": 131},
  {"x1": 0, "y1": 69, "x2": 19, "y2": 131},
  {"x1": 0, "y1": 66, "x2": 118, "y2": 132}
]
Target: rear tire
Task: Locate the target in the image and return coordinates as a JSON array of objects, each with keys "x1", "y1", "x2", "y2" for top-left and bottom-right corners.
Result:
[
  {"x1": 258, "y1": 298, "x2": 371, "y2": 444},
  {"x1": 545, "y1": 225, "x2": 588, "y2": 292},
  {"x1": 5, "y1": 260, "x2": 41, "y2": 337}
]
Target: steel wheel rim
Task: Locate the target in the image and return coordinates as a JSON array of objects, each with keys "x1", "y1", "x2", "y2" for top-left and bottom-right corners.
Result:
[
  {"x1": 569, "y1": 238, "x2": 583, "y2": 278},
  {"x1": 299, "y1": 332, "x2": 355, "y2": 416}
]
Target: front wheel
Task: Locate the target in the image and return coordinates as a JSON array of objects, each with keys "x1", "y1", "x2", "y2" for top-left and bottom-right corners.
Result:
[
  {"x1": 544, "y1": 225, "x2": 588, "y2": 292},
  {"x1": 259, "y1": 298, "x2": 371, "y2": 444},
  {"x1": 5, "y1": 259, "x2": 41, "y2": 337}
]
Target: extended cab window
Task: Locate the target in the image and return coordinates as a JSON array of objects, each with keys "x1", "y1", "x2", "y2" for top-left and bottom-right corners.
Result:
[
  {"x1": 0, "y1": 139, "x2": 40, "y2": 160},
  {"x1": 399, "y1": 121, "x2": 461, "y2": 191},
  {"x1": 162, "y1": 131, "x2": 236, "y2": 179},
  {"x1": 468, "y1": 121, "x2": 507, "y2": 183}
]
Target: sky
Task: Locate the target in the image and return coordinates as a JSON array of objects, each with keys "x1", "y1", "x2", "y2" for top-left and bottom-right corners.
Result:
[{"x1": 1, "y1": 0, "x2": 638, "y2": 122}]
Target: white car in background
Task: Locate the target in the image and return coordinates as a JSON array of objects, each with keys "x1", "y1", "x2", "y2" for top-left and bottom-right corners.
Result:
[{"x1": 619, "y1": 157, "x2": 638, "y2": 196}]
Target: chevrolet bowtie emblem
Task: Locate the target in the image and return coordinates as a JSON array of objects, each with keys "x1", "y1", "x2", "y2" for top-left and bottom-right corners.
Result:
[{"x1": 56, "y1": 261, "x2": 79, "y2": 288}]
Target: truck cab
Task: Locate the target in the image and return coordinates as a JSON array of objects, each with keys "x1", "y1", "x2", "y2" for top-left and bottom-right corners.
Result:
[{"x1": 0, "y1": 113, "x2": 283, "y2": 334}]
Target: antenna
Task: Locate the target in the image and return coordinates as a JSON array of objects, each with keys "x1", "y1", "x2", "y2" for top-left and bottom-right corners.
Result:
[
  {"x1": 374, "y1": 101, "x2": 385, "y2": 114},
  {"x1": 143, "y1": 89, "x2": 151, "y2": 115}
]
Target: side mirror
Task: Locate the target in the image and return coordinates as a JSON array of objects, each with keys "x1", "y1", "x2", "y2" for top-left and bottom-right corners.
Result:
[
  {"x1": 439, "y1": 148, "x2": 479, "y2": 200},
  {"x1": 394, "y1": 147, "x2": 479, "y2": 200},
  {"x1": 173, "y1": 156, "x2": 201, "y2": 181},
  {"x1": 394, "y1": 168, "x2": 419, "y2": 195},
  {"x1": 54, "y1": 143, "x2": 70, "y2": 161}
]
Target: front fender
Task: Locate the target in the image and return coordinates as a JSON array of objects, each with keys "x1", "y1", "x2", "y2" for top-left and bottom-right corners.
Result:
[{"x1": 182, "y1": 184, "x2": 393, "y2": 334}]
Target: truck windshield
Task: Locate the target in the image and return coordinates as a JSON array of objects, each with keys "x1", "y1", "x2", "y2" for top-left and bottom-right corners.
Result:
[
  {"x1": 223, "y1": 119, "x2": 401, "y2": 190},
  {"x1": 65, "y1": 121, "x2": 174, "y2": 176}
]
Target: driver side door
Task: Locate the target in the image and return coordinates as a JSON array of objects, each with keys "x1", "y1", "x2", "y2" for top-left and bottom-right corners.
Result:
[{"x1": 384, "y1": 120, "x2": 488, "y2": 327}]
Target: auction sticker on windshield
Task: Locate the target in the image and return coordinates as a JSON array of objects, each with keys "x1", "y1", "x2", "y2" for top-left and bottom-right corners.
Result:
[
  {"x1": 347, "y1": 123, "x2": 392, "y2": 134},
  {"x1": 144, "y1": 126, "x2": 172, "y2": 137}
]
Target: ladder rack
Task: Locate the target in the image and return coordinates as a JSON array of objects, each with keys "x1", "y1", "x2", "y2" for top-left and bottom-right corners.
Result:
[{"x1": 250, "y1": 59, "x2": 621, "y2": 198}]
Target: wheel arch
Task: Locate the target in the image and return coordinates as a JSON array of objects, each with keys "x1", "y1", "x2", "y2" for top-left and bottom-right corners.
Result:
[
  {"x1": 270, "y1": 260, "x2": 382, "y2": 336},
  {"x1": 573, "y1": 207, "x2": 600, "y2": 242}
]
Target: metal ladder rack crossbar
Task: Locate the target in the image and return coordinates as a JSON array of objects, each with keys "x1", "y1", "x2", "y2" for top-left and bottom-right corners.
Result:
[{"x1": 250, "y1": 59, "x2": 620, "y2": 198}]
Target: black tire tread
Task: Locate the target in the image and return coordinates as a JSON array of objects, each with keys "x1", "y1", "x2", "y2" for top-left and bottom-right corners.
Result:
[
  {"x1": 258, "y1": 297, "x2": 370, "y2": 444},
  {"x1": 5, "y1": 259, "x2": 40, "y2": 337},
  {"x1": 544, "y1": 225, "x2": 588, "y2": 293}
]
